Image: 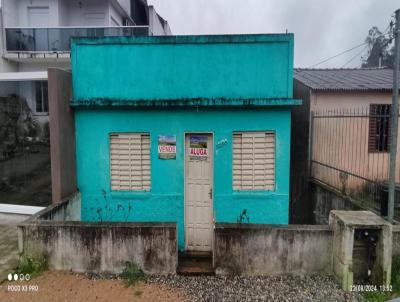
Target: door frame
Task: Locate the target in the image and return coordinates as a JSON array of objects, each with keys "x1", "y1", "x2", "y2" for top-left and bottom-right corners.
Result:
[{"x1": 183, "y1": 132, "x2": 215, "y2": 253}]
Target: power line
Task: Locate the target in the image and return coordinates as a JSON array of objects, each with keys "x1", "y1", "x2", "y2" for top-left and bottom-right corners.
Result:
[
  {"x1": 300, "y1": 18, "x2": 397, "y2": 98},
  {"x1": 324, "y1": 45, "x2": 369, "y2": 87},
  {"x1": 308, "y1": 31, "x2": 392, "y2": 68},
  {"x1": 341, "y1": 45, "x2": 369, "y2": 68},
  {"x1": 308, "y1": 42, "x2": 368, "y2": 68}
]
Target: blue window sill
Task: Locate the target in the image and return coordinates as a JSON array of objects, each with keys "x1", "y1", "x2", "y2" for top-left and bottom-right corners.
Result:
[{"x1": 110, "y1": 191, "x2": 151, "y2": 200}]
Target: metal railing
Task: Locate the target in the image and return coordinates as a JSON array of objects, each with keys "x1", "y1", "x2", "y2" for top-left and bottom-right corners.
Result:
[
  {"x1": 5, "y1": 26, "x2": 150, "y2": 52},
  {"x1": 310, "y1": 107, "x2": 400, "y2": 220}
]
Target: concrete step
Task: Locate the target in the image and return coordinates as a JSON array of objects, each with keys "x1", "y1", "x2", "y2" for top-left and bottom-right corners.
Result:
[{"x1": 177, "y1": 254, "x2": 214, "y2": 276}]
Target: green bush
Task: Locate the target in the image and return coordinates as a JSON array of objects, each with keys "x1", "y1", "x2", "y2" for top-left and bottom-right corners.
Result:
[
  {"x1": 363, "y1": 256, "x2": 400, "y2": 301},
  {"x1": 363, "y1": 291, "x2": 391, "y2": 302},
  {"x1": 16, "y1": 255, "x2": 48, "y2": 279},
  {"x1": 392, "y1": 256, "x2": 400, "y2": 293},
  {"x1": 120, "y1": 262, "x2": 146, "y2": 287}
]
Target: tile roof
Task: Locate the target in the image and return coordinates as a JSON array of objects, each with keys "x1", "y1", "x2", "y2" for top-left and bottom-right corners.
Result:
[{"x1": 294, "y1": 68, "x2": 399, "y2": 91}]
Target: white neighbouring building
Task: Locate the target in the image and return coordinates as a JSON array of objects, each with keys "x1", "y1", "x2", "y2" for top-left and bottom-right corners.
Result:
[{"x1": 0, "y1": 0, "x2": 171, "y2": 131}]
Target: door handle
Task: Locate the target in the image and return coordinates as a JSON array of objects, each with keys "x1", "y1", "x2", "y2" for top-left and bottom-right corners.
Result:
[{"x1": 209, "y1": 187, "x2": 213, "y2": 199}]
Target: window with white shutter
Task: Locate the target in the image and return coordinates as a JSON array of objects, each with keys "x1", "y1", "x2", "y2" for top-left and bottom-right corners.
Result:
[
  {"x1": 110, "y1": 133, "x2": 151, "y2": 191},
  {"x1": 233, "y1": 132, "x2": 275, "y2": 191}
]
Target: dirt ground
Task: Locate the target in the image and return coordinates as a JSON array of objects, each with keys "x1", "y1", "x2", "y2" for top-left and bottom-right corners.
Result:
[{"x1": 0, "y1": 271, "x2": 188, "y2": 302}]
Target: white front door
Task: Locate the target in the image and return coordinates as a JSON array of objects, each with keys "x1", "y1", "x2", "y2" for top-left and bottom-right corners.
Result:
[{"x1": 184, "y1": 134, "x2": 213, "y2": 252}]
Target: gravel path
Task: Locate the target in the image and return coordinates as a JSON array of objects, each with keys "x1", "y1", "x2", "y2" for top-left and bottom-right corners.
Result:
[{"x1": 149, "y1": 274, "x2": 362, "y2": 302}]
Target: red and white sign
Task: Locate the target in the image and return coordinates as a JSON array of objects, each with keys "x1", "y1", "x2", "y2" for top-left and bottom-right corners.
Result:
[
  {"x1": 189, "y1": 147, "x2": 208, "y2": 157},
  {"x1": 158, "y1": 145, "x2": 176, "y2": 153},
  {"x1": 158, "y1": 134, "x2": 176, "y2": 159}
]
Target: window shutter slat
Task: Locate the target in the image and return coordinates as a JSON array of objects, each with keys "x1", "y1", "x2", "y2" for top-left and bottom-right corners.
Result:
[
  {"x1": 110, "y1": 133, "x2": 151, "y2": 191},
  {"x1": 233, "y1": 132, "x2": 275, "y2": 191}
]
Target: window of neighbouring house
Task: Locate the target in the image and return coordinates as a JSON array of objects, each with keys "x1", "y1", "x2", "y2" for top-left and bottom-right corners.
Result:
[
  {"x1": 110, "y1": 133, "x2": 151, "y2": 191},
  {"x1": 233, "y1": 132, "x2": 275, "y2": 191},
  {"x1": 35, "y1": 81, "x2": 48, "y2": 113},
  {"x1": 368, "y1": 104, "x2": 391, "y2": 153}
]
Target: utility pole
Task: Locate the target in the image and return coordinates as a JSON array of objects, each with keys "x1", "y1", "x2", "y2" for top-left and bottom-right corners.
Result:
[{"x1": 388, "y1": 9, "x2": 400, "y2": 223}]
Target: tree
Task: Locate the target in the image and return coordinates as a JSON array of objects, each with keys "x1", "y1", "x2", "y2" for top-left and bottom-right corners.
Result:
[{"x1": 362, "y1": 26, "x2": 394, "y2": 68}]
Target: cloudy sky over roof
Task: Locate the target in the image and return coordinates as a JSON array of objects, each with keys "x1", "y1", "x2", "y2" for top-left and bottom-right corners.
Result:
[{"x1": 148, "y1": 0, "x2": 399, "y2": 68}]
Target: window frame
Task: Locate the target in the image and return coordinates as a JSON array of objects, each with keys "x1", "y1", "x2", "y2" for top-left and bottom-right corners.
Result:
[
  {"x1": 368, "y1": 104, "x2": 391, "y2": 153},
  {"x1": 232, "y1": 131, "x2": 276, "y2": 192},
  {"x1": 34, "y1": 80, "x2": 48, "y2": 115},
  {"x1": 109, "y1": 132, "x2": 151, "y2": 192}
]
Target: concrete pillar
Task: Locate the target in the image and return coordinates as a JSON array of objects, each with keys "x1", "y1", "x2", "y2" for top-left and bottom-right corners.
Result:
[
  {"x1": 48, "y1": 68, "x2": 77, "y2": 204},
  {"x1": 329, "y1": 210, "x2": 392, "y2": 291}
]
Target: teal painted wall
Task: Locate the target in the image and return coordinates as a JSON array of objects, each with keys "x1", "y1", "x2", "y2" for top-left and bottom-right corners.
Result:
[
  {"x1": 71, "y1": 34, "x2": 296, "y2": 251},
  {"x1": 71, "y1": 35, "x2": 294, "y2": 102},
  {"x1": 75, "y1": 107, "x2": 291, "y2": 251}
]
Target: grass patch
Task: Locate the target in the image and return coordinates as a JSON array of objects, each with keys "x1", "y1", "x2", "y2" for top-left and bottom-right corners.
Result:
[
  {"x1": 16, "y1": 255, "x2": 48, "y2": 279},
  {"x1": 120, "y1": 262, "x2": 146, "y2": 287},
  {"x1": 363, "y1": 291, "x2": 391, "y2": 302},
  {"x1": 392, "y1": 256, "x2": 400, "y2": 290},
  {"x1": 363, "y1": 256, "x2": 400, "y2": 301}
]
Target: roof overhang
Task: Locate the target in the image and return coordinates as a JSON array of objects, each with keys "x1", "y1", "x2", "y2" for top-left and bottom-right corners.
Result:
[
  {"x1": 0, "y1": 71, "x2": 48, "y2": 82},
  {"x1": 71, "y1": 98, "x2": 302, "y2": 108}
]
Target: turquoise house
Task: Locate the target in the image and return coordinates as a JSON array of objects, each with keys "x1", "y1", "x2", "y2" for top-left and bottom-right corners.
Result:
[{"x1": 71, "y1": 34, "x2": 300, "y2": 252}]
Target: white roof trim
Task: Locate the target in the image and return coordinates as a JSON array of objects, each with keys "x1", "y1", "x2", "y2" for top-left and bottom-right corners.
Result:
[
  {"x1": 0, "y1": 71, "x2": 48, "y2": 81},
  {"x1": 0, "y1": 204, "x2": 45, "y2": 215}
]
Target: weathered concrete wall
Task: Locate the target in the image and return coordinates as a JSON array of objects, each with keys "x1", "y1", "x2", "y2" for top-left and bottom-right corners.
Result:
[
  {"x1": 18, "y1": 195, "x2": 177, "y2": 274},
  {"x1": 214, "y1": 223, "x2": 332, "y2": 276},
  {"x1": 48, "y1": 68, "x2": 77, "y2": 204},
  {"x1": 18, "y1": 221, "x2": 177, "y2": 275},
  {"x1": 17, "y1": 197, "x2": 399, "y2": 276},
  {"x1": 34, "y1": 193, "x2": 81, "y2": 222},
  {"x1": 329, "y1": 211, "x2": 392, "y2": 291},
  {"x1": 393, "y1": 226, "x2": 400, "y2": 257},
  {"x1": 312, "y1": 181, "x2": 362, "y2": 225}
]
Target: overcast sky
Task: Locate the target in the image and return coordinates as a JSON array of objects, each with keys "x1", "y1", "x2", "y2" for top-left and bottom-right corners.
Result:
[{"x1": 148, "y1": 0, "x2": 399, "y2": 68}]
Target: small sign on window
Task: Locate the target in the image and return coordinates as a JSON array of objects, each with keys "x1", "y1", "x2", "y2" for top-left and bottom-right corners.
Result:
[
  {"x1": 158, "y1": 135, "x2": 176, "y2": 159},
  {"x1": 189, "y1": 135, "x2": 208, "y2": 160}
]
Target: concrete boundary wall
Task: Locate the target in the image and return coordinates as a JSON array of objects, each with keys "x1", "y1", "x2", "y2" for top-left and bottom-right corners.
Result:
[
  {"x1": 17, "y1": 195, "x2": 400, "y2": 276},
  {"x1": 31, "y1": 193, "x2": 81, "y2": 222},
  {"x1": 18, "y1": 195, "x2": 178, "y2": 275},
  {"x1": 312, "y1": 181, "x2": 362, "y2": 225},
  {"x1": 18, "y1": 221, "x2": 177, "y2": 275},
  {"x1": 214, "y1": 223, "x2": 333, "y2": 276},
  {"x1": 215, "y1": 223, "x2": 400, "y2": 277}
]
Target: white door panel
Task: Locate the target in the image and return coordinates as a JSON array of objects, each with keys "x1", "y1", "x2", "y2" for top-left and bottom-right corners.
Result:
[
  {"x1": 185, "y1": 134, "x2": 213, "y2": 252},
  {"x1": 28, "y1": 7, "x2": 50, "y2": 27}
]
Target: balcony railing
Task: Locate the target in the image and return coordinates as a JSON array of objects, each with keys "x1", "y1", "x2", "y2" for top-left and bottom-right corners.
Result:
[{"x1": 5, "y1": 26, "x2": 150, "y2": 52}]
